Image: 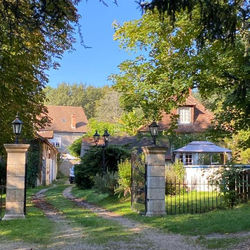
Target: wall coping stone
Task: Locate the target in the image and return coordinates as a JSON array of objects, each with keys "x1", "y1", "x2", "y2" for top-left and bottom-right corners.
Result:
[
  {"x1": 4, "y1": 144, "x2": 30, "y2": 153},
  {"x1": 142, "y1": 146, "x2": 168, "y2": 155}
]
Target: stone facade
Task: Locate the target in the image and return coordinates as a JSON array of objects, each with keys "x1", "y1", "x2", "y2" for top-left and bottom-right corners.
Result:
[
  {"x1": 49, "y1": 132, "x2": 82, "y2": 175},
  {"x1": 3, "y1": 144, "x2": 30, "y2": 220},
  {"x1": 49, "y1": 132, "x2": 83, "y2": 154},
  {"x1": 143, "y1": 146, "x2": 167, "y2": 216}
]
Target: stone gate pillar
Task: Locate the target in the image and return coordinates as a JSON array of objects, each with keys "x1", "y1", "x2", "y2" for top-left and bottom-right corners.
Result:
[
  {"x1": 143, "y1": 146, "x2": 167, "y2": 216},
  {"x1": 3, "y1": 144, "x2": 30, "y2": 220}
]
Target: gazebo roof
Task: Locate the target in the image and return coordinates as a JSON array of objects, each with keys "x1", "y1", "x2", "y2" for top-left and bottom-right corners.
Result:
[{"x1": 173, "y1": 141, "x2": 232, "y2": 153}]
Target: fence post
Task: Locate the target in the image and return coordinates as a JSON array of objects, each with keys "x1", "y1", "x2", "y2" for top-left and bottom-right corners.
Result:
[
  {"x1": 2, "y1": 144, "x2": 30, "y2": 220},
  {"x1": 142, "y1": 146, "x2": 167, "y2": 216}
]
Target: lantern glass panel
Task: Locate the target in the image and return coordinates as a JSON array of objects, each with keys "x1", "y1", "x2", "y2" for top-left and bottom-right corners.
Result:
[
  {"x1": 149, "y1": 122, "x2": 159, "y2": 136},
  {"x1": 103, "y1": 130, "x2": 110, "y2": 142},
  {"x1": 12, "y1": 122, "x2": 22, "y2": 135}
]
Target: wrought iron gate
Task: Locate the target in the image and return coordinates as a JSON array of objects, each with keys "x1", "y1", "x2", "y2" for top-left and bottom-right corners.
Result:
[{"x1": 131, "y1": 151, "x2": 147, "y2": 214}]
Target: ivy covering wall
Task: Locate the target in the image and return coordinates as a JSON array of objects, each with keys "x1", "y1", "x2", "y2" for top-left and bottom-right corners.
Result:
[{"x1": 26, "y1": 140, "x2": 43, "y2": 188}]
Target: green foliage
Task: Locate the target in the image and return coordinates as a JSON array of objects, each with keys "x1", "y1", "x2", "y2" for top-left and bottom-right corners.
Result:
[
  {"x1": 120, "y1": 109, "x2": 147, "y2": 135},
  {"x1": 111, "y1": 10, "x2": 200, "y2": 121},
  {"x1": 111, "y1": 7, "x2": 249, "y2": 132},
  {"x1": 0, "y1": 0, "x2": 81, "y2": 153},
  {"x1": 209, "y1": 166, "x2": 246, "y2": 208},
  {"x1": 93, "y1": 172, "x2": 118, "y2": 196},
  {"x1": 44, "y1": 83, "x2": 86, "y2": 107},
  {"x1": 165, "y1": 160, "x2": 185, "y2": 195},
  {"x1": 223, "y1": 130, "x2": 250, "y2": 164},
  {"x1": 115, "y1": 159, "x2": 131, "y2": 197},
  {"x1": 45, "y1": 184, "x2": 133, "y2": 244},
  {"x1": 68, "y1": 136, "x2": 83, "y2": 157},
  {"x1": 26, "y1": 141, "x2": 42, "y2": 188},
  {"x1": 44, "y1": 83, "x2": 110, "y2": 119},
  {"x1": 168, "y1": 133, "x2": 209, "y2": 150},
  {"x1": 142, "y1": 0, "x2": 246, "y2": 47},
  {"x1": 75, "y1": 145, "x2": 131, "y2": 189},
  {"x1": 95, "y1": 89, "x2": 124, "y2": 123},
  {"x1": 86, "y1": 118, "x2": 124, "y2": 137},
  {"x1": 82, "y1": 85, "x2": 110, "y2": 119},
  {"x1": 72, "y1": 187, "x2": 250, "y2": 236}
]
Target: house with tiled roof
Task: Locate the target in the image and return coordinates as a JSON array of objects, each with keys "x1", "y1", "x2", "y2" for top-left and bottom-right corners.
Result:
[
  {"x1": 138, "y1": 91, "x2": 214, "y2": 162},
  {"x1": 140, "y1": 92, "x2": 214, "y2": 134},
  {"x1": 38, "y1": 105, "x2": 88, "y2": 175}
]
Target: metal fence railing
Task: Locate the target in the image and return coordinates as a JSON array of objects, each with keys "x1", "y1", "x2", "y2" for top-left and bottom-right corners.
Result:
[
  {"x1": 131, "y1": 152, "x2": 147, "y2": 214},
  {"x1": 0, "y1": 185, "x2": 5, "y2": 220},
  {"x1": 166, "y1": 170, "x2": 250, "y2": 215}
]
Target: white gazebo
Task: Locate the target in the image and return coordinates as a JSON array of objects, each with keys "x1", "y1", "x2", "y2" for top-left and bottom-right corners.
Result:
[
  {"x1": 173, "y1": 141, "x2": 232, "y2": 190},
  {"x1": 173, "y1": 141, "x2": 232, "y2": 166}
]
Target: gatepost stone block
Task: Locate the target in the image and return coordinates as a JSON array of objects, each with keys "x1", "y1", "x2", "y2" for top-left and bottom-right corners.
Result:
[
  {"x1": 142, "y1": 146, "x2": 167, "y2": 216},
  {"x1": 3, "y1": 144, "x2": 30, "y2": 220}
]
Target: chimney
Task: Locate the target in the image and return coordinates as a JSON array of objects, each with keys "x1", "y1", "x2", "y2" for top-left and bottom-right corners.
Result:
[{"x1": 71, "y1": 114, "x2": 76, "y2": 129}]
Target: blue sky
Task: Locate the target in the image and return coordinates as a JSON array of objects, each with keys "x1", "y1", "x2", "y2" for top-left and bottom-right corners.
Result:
[{"x1": 47, "y1": 1, "x2": 141, "y2": 88}]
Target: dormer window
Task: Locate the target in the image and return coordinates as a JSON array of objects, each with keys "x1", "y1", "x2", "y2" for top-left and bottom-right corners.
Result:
[{"x1": 178, "y1": 107, "x2": 192, "y2": 124}]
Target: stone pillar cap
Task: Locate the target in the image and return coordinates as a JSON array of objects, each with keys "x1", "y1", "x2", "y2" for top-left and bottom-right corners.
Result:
[
  {"x1": 4, "y1": 144, "x2": 30, "y2": 152},
  {"x1": 142, "y1": 146, "x2": 167, "y2": 154}
]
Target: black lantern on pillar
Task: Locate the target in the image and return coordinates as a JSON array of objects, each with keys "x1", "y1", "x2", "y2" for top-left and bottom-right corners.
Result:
[
  {"x1": 149, "y1": 121, "x2": 159, "y2": 146},
  {"x1": 12, "y1": 113, "x2": 23, "y2": 144},
  {"x1": 93, "y1": 130, "x2": 100, "y2": 145},
  {"x1": 103, "y1": 129, "x2": 110, "y2": 147}
]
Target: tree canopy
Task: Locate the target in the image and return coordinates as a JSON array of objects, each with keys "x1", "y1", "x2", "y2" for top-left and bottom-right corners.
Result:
[
  {"x1": 0, "y1": 0, "x2": 81, "y2": 152},
  {"x1": 140, "y1": 0, "x2": 249, "y2": 47},
  {"x1": 44, "y1": 83, "x2": 109, "y2": 119},
  {"x1": 111, "y1": 8, "x2": 249, "y2": 133}
]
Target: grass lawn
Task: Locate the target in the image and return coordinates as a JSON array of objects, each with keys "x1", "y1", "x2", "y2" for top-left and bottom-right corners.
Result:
[
  {"x1": 166, "y1": 190, "x2": 224, "y2": 215},
  {"x1": 44, "y1": 184, "x2": 134, "y2": 244},
  {"x1": 0, "y1": 186, "x2": 54, "y2": 243},
  {"x1": 72, "y1": 187, "x2": 250, "y2": 236}
]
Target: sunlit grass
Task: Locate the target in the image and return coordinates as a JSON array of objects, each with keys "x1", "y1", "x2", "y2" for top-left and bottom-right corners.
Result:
[
  {"x1": 72, "y1": 187, "x2": 250, "y2": 236},
  {"x1": 166, "y1": 190, "x2": 224, "y2": 214},
  {"x1": 195, "y1": 236, "x2": 245, "y2": 249},
  {"x1": 0, "y1": 188, "x2": 54, "y2": 243},
  {"x1": 45, "y1": 185, "x2": 134, "y2": 244}
]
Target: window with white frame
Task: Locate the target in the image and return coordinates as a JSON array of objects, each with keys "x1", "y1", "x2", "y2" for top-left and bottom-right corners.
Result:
[{"x1": 178, "y1": 107, "x2": 192, "y2": 124}]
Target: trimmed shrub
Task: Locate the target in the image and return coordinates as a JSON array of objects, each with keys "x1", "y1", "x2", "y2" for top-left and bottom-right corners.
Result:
[
  {"x1": 93, "y1": 171, "x2": 118, "y2": 195},
  {"x1": 115, "y1": 159, "x2": 131, "y2": 197}
]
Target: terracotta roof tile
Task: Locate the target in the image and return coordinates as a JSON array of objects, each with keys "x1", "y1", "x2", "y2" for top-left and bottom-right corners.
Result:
[
  {"x1": 140, "y1": 94, "x2": 214, "y2": 133},
  {"x1": 37, "y1": 130, "x2": 54, "y2": 139},
  {"x1": 40, "y1": 105, "x2": 88, "y2": 133}
]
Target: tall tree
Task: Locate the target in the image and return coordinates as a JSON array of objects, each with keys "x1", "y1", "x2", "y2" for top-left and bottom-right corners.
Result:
[
  {"x1": 111, "y1": 9, "x2": 249, "y2": 132},
  {"x1": 82, "y1": 85, "x2": 110, "y2": 118},
  {"x1": 95, "y1": 89, "x2": 123, "y2": 123},
  {"x1": 44, "y1": 83, "x2": 109, "y2": 119},
  {"x1": 140, "y1": 0, "x2": 249, "y2": 47},
  {"x1": 45, "y1": 83, "x2": 86, "y2": 107},
  {"x1": 0, "y1": 0, "x2": 81, "y2": 152}
]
